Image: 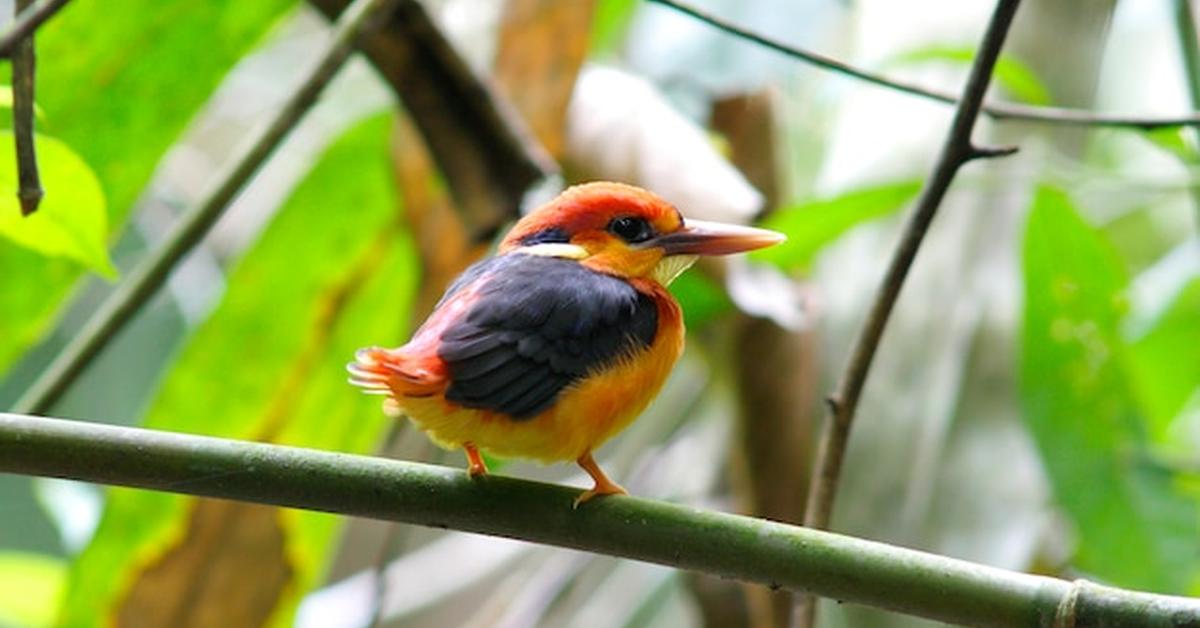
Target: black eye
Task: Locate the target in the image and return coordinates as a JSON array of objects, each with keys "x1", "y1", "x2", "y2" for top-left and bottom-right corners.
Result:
[{"x1": 608, "y1": 216, "x2": 654, "y2": 243}]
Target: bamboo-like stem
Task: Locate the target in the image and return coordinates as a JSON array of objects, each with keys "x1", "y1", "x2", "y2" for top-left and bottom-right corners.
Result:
[
  {"x1": 10, "y1": 0, "x2": 400, "y2": 415},
  {"x1": 650, "y1": 0, "x2": 1200, "y2": 130},
  {"x1": 0, "y1": 412, "x2": 1196, "y2": 628},
  {"x1": 11, "y1": 0, "x2": 42, "y2": 216},
  {"x1": 0, "y1": 0, "x2": 72, "y2": 58},
  {"x1": 796, "y1": 1, "x2": 1022, "y2": 625}
]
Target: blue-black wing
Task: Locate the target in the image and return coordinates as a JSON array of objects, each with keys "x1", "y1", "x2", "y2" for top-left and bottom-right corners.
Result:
[{"x1": 438, "y1": 255, "x2": 658, "y2": 419}]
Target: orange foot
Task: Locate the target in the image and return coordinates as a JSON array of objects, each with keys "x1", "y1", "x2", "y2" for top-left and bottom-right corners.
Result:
[
  {"x1": 574, "y1": 452, "x2": 627, "y2": 508},
  {"x1": 464, "y1": 442, "x2": 488, "y2": 478}
]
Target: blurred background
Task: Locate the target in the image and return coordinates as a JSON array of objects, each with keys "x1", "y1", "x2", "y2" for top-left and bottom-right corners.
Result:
[{"x1": 1, "y1": 0, "x2": 1198, "y2": 626}]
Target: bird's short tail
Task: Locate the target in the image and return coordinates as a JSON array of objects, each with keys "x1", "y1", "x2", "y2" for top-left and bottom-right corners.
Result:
[{"x1": 347, "y1": 347, "x2": 442, "y2": 398}]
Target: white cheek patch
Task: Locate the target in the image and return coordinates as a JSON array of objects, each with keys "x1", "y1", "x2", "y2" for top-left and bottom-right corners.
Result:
[
  {"x1": 651, "y1": 254, "x2": 698, "y2": 286},
  {"x1": 518, "y1": 243, "x2": 589, "y2": 260}
]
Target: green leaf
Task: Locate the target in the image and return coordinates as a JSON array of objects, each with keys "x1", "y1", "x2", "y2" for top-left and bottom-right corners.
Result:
[
  {"x1": 590, "y1": 0, "x2": 639, "y2": 55},
  {"x1": 0, "y1": 0, "x2": 295, "y2": 375},
  {"x1": 671, "y1": 270, "x2": 733, "y2": 328},
  {"x1": 0, "y1": 84, "x2": 47, "y2": 120},
  {"x1": 1127, "y1": 278, "x2": 1200, "y2": 442},
  {"x1": 1141, "y1": 127, "x2": 1200, "y2": 164},
  {"x1": 0, "y1": 551, "x2": 66, "y2": 628},
  {"x1": 0, "y1": 132, "x2": 114, "y2": 277},
  {"x1": 1020, "y1": 185, "x2": 1200, "y2": 593},
  {"x1": 751, "y1": 181, "x2": 921, "y2": 271},
  {"x1": 887, "y1": 45, "x2": 1052, "y2": 106},
  {"x1": 58, "y1": 114, "x2": 419, "y2": 627}
]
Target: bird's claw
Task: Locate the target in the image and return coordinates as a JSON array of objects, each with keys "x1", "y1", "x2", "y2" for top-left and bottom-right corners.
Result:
[{"x1": 572, "y1": 481, "x2": 627, "y2": 509}]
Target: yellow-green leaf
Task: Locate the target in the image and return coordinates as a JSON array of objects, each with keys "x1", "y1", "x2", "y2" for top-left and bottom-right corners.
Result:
[
  {"x1": 0, "y1": 551, "x2": 66, "y2": 628},
  {"x1": 0, "y1": 0, "x2": 295, "y2": 375},
  {"x1": 0, "y1": 132, "x2": 114, "y2": 278}
]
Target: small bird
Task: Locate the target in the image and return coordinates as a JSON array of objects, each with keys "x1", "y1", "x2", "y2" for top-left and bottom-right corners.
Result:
[{"x1": 349, "y1": 182, "x2": 784, "y2": 504}]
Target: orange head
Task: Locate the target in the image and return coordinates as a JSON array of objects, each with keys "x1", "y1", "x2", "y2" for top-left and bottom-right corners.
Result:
[{"x1": 500, "y1": 182, "x2": 784, "y2": 284}]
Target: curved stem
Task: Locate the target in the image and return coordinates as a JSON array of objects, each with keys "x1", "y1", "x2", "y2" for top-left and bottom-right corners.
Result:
[
  {"x1": 650, "y1": 0, "x2": 1200, "y2": 130},
  {"x1": 795, "y1": 1, "x2": 1023, "y2": 625}
]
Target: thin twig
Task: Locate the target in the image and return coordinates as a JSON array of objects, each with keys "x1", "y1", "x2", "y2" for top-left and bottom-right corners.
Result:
[
  {"x1": 0, "y1": 0, "x2": 72, "y2": 58},
  {"x1": 11, "y1": 0, "x2": 42, "y2": 216},
  {"x1": 650, "y1": 0, "x2": 1200, "y2": 130},
  {"x1": 2, "y1": 412, "x2": 1198, "y2": 628},
  {"x1": 795, "y1": 1, "x2": 1023, "y2": 626},
  {"x1": 10, "y1": 0, "x2": 402, "y2": 415}
]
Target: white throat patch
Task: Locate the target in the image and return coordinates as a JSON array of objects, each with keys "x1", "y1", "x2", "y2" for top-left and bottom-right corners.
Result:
[{"x1": 651, "y1": 254, "x2": 698, "y2": 286}]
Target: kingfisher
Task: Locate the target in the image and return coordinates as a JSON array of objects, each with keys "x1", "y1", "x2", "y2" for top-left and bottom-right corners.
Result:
[{"x1": 349, "y1": 182, "x2": 784, "y2": 504}]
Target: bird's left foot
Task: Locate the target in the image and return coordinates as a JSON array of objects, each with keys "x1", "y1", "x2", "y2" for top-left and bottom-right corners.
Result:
[
  {"x1": 464, "y1": 442, "x2": 489, "y2": 478},
  {"x1": 574, "y1": 452, "x2": 627, "y2": 507}
]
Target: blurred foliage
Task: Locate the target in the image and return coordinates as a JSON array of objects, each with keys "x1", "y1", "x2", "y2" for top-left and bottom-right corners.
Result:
[
  {"x1": 0, "y1": 0, "x2": 294, "y2": 374},
  {"x1": 0, "y1": 551, "x2": 65, "y2": 628},
  {"x1": 1142, "y1": 126, "x2": 1200, "y2": 165},
  {"x1": 751, "y1": 181, "x2": 921, "y2": 271},
  {"x1": 589, "y1": 0, "x2": 638, "y2": 55},
  {"x1": 1020, "y1": 186, "x2": 1199, "y2": 594},
  {"x1": 671, "y1": 270, "x2": 733, "y2": 329},
  {"x1": 886, "y1": 45, "x2": 1053, "y2": 105},
  {"x1": 1128, "y1": 278, "x2": 1200, "y2": 447},
  {"x1": 57, "y1": 114, "x2": 417, "y2": 627},
  {"x1": 0, "y1": 132, "x2": 113, "y2": 277},
  {"x1": 0, "y1": 2, "x2": 1197, "y2": 627}
]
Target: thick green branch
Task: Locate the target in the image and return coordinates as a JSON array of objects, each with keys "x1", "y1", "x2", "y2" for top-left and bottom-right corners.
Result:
[{"x1": 1, "y1": 413, "x2": 1197, "y2": 628}]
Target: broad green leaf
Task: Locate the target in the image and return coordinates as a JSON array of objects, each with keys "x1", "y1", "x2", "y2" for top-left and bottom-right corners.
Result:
[
  {"x1": 0, "y1": 132, "x2": 114, "y2": 277},
  {"x1": 751, "y1": 181, "x2": 921, "y2": 271},
  {"x1": 1128, "y1": 278, "x2": 1200, "y2": 442},
  {"x1": 887, "y1": 46, "x2": 1052, "y2": 106},
  {"x1": 0, "y1": 551, "x2": 66, "y2": 628},
  {"x1": 58, "y1": 114, "x2": 419, "y2": 627},
  {"x1": 0, "y1": 0, "x2": 295, "y2": 374},
  {"x1": 1020, "y1": 186, "x2": 1200, "y2": 593}
]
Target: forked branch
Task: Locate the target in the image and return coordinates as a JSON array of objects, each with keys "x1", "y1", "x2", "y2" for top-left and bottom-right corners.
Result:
[{"x1": 796, "y1": 0, "x2": 1024, "y2": 625}]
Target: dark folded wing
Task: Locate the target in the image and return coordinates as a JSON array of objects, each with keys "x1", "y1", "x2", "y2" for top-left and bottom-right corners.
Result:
[{"x1": 438, "y1": 255, "x2": 658, "y2": 419}]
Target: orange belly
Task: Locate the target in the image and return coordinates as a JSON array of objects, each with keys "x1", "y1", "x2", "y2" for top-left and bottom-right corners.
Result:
[{"x1": 397, "y1": 287, "x2": 683, "y2": 462}]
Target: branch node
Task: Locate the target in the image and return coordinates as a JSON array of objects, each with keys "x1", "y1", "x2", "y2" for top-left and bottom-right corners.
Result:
[{"x1": 1053, "y1": 579, "x2": 1086, "y2": 628}]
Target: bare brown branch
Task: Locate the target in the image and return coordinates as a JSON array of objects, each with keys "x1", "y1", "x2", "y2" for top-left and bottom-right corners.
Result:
[{"x1": 12, "y1": 0, "x2": 42, "y2": 216}]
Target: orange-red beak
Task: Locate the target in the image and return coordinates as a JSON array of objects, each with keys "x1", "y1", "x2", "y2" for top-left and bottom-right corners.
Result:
[{"x1": 651, "y1": 219, "x2": 785, "y2": 256}]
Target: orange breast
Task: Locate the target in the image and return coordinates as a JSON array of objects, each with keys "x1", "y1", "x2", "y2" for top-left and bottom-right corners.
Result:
[{"x1": 396, "y1": 281, "x2": 684, "y2": 462}]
